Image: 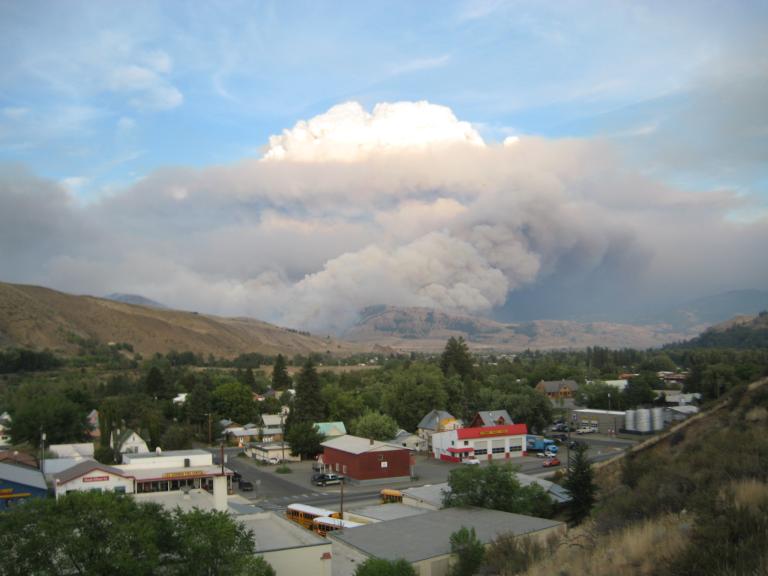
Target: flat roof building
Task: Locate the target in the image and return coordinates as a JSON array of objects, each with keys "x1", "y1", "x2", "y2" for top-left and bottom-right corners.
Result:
[
  {"x1": 0, "y1": 462, "x2": 47, "y2": 509},
  {"x1": 321, "y1": 435, "x2": 412, "y2": 485}
]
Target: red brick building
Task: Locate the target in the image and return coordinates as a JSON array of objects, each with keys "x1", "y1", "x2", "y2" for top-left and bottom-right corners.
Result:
[{"x1": 320, "y1": 435, "x2": 412, "y2": 484}]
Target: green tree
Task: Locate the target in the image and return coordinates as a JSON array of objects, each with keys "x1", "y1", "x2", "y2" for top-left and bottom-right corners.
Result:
[
  {"x1": 292, "y1": 358, "x2": 326, "y2": 423},
  {"x1": 161, "y1": 423, "x2": 194, "y2": 451},
  {"x1": 144, "y1": 366, "x2": 173, "y2": 400},
  {"x1": 0, "y1": 491, "x2": 276, "y2": 576},
  {"x1": 186, "y1": 382, "x2": 211, "y2": 429},
  {"x1": 10, "y1": 393, "x2": 87, "y2": 445},
  {"x1": 444, "y1": 463, "x2": 552, "y2": 518},
  {"x1": 351, "y1": 411, "x2": 399, "y2": 441},
  {"x1": 353, "y1": 557, "x2": 417, "y2": 576},
  {"x1": 440, "y1": 336, "x2": 474, "y2": 382},
  {"x1": 381, "y1": 363, "x2": 447, "y2": 431},
  {"x1": 284, "y1": 419, "x2": 324, "y2": 459},
  {"x1": 212, "y1": 381, "x2": 256, "y2": 424},
  {"x1": 449, "y1": 526, "x2": 485, "y2": 576},
  {"x1": 563, "y1": 442, "x2": 596, "y2": 525},
  {"x1": 271, "y1": 354, "x2": 292, "y2": 390},
  {"x1": 574, "y1": 381, "x2": 616, "y2": 410},
  {"x1": 622, "y1": 376, "x2": 656, "y2": 408}
]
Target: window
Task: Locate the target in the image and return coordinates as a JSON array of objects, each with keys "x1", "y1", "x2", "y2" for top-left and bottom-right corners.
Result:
[
  {"x1": 492, "y1": 447, "x2": 505, "y2": 454},
  {"x1": 474, "y1": 449, "x2": 487, "y2": 455},
  {"x1": 464, "y1": 441, "x2": 469, "y2": 446},
  {"x1": 509, "y1": 445, "x2": 522, "y2": 452},
  {"x1": 113, "y1": 486, "x2": 127, "y2": 494},
  {"x1": 343, "y1": 465, "x2": 347, "y2": 474}
]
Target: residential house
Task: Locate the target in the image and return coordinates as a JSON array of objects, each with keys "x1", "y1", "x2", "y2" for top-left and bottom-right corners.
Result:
[
  {"x1": 0, "y1": 415, "x2": 11, "y2": 448},
  {"x1": 417, "y1": 410, "x2": 460, "y2": 452},
  {"x1": 468, "y1": 410, "x2": 513, "y2": 428},
  {"x1": 0, "y1": 450, "x2": 38, "y2": 469},
  {"x1": 259, "y1": 414, "x2": 284, "y2": 442},
  {"x1": 536, "y1": 380, "x2": 580, "y2": 400},
  {"x1": 112, "y1": 429, "x2": 149, "y2": 458},
  {"x1": 86, "y1": 409, "x2": 100, "y2": 440},
  {"x1": 387, "y1": 429, "x2": 422, "y2": 451}
]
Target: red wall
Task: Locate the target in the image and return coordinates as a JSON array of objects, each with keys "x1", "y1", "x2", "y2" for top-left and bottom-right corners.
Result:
[{"x1": 323, "y1": 447, "x2": 410, "y2": 480}]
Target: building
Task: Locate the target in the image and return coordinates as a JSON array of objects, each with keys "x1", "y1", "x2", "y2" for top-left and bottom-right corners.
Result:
[
  {"x1": 0, "y1": 450, "x2": 38, "y2": 469},
  {"x1": 387, "y1": 429, "x2": 422, "y2": 451},
  {"x1": 346, "y1": 502, "x2": 428, "y2": 524},
  {"x1": 53, "y1": 461, "x2": 135, "y2": 499},
  {"x1": 260, "y1": 414, "x2": 285, "y2": 442},
  {"x1": 536, "y1": 380, "x2": 580, "y2": 400},
  {"x1": 468, "y1": 410, "x2": 513, "y2": 428},
  {"x1": 417, "y1": 410, "x2": 460, "y2": 451},
  {"x1": 665, "y1": 405, "x2": 699, "y2": 424},
  {"x1": 120, "y1": 449, "x2": 234, "y2": 494},
  {"x1": 49, "y1": 443, "x2": 94, "y2": 460},
  {"x1": 330, "y1": 507, "x2": 566, "y2": 576},
  {"x1": 572, "y1": 409, "x2": 626, "y2": 434},
  {"x1": 0, "y1": 413, "x2": 12, "y2": 447},
  {"x1": 320, "y1": 435, "x2": 412, "y2": 484},
  {"x1": 0, "y1": 462, "x2": 47, "y2": 509},
  {"x1": 432, "y1": 423, "x2": 528, "y2": 463},
  {"x1": 248, "y1": 442, "x2": 300, "y2": 463},
  {"x1": 314, "y1": 421, "x2": 347, "y2": 439},
  {"x1": 225, "y1": 426, "x2": 260, "y2": 447},
  {"x1": 401, "y1": 484, "x2": 449, "y2": 510},
  {"x1": 602, "y1": 379, "x2": 629, "y2": 391},
  {"x1": 112, "y1": 429, "x2": 149, "y2": 457},
  {"x1": 86, "y1": 409, "x2": 100, "y2": 440},
  {"x1": 239, "y1": 512, "x2": 332, "y2": 576}
]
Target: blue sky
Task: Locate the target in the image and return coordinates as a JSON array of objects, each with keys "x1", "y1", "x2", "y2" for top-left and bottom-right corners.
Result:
[
  {"x1": 1, "y1": 0, "x2": 764, "y2": 200},
  {"x1": 0, "y1": 1, "x2": 766, "y2": 329}
]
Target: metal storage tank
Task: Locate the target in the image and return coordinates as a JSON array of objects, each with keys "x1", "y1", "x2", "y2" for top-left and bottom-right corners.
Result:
[
  {"x1": 652, "y1": 407, "x2": 665, "y2": 431},
  {"x1": 625, "y1": 409, "x2": 637, "y2": 431},
  {"x1": 636, "y1": 409, "x2": 652, "y2": 433}
]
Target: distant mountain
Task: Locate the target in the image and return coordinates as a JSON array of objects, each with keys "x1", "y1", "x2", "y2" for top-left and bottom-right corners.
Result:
[
  {"x1": 651, "y1": 289, "x2": 768, "y2": 331},
  {"x1": 345, "y1": 305, "x2": 698, "y2": 352},
  {"x1": 668, "y1": 311, "x2": 768, "y2": 349},
  {"x1": 0, "y1": 281, "x2": 373, "y2": 358},
  {"x1": 104, "y1": 293, "x2": 168, "y2": 309}
]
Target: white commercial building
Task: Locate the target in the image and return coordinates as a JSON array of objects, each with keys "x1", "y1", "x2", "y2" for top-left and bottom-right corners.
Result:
[
  {"x1": 431, "y1": 424, "x2": 529, "y2": 463},
  {"x1": 54, "y1": 461, "x2": 135, "y2": 499}
]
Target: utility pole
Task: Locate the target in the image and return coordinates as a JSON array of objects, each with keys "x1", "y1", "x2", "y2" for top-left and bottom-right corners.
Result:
[
  {"x1": 40, "y1": 429, "x2": 46, "y2": 475},
  {"x1": 340, "y1": 476, "x2": 344, "y2": 520}
]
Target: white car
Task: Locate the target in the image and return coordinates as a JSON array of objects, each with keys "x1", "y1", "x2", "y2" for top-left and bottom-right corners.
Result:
[
  {"x1": 576, "y1": 426, "x2": 597, "y2": 434},
  {"x1": 463, "y1": 458, "x2": 481, "y2": 466}
]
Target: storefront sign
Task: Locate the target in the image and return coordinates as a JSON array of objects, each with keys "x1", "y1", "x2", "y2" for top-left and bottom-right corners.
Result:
[
  {"x1": 162, "y1": 470, "x2": 204, "y2": 479},
  {"x1": 478, "y1": 429, "x2": 507, "y2": 436},
  {"x1": 83, "y1": 475, "x2": 110, "y2": 483}
]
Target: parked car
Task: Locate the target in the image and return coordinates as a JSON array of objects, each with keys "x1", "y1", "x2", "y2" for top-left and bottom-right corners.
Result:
[
  {"x1": 312, "y1": 473, "x2": 342, "y2": 487},
  {"x1": 543, "y1": 457, "x2": 561, "y2": 468},
  {"x1": 239, "y1": 480, "x2": 254, "y2": 491},
  {"x1": 551, "y1": 433, "x2": 568, "y2": 442},
  {"x1": 568, "y1": 440, "x2": 586, "y2": 450},
  {"x1": 232, "y1": 472, "x2": 242, "y2": 483},
  {"x1": 576, "y1": 426, "x2": 597, "y2": 434},
  {"x1": 462, "y1": 458, "x2": 481, "y2": 466}
]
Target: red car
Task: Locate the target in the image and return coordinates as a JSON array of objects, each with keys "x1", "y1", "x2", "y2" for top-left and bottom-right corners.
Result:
[{"x1": 543, "y1": 457, "x2": 561, "y2": 468}]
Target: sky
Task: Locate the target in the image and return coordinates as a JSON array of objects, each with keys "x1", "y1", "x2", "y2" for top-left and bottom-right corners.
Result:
[{"x1": 0, "y1": 0, "x2": 766, "y2": 332}]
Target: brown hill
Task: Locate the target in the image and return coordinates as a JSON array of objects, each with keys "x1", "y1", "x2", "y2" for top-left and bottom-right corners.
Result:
[
  {"x1": 345, "y1": 305, "x2": 698, "y2": 352},
  {"x1": 0, "y1": 282, "x2": 373, "y2": 358}
]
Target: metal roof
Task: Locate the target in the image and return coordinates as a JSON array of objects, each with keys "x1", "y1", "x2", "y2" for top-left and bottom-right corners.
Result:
[
  {"x1": 321, "y1": 435, "x2": 406, "y2": 455},
  {"x1": 0, "y1": 461, "x2": 47, "y2": 490},
  {"x1": 123, "y1": 449, "x2": 211, "y2": 459},
  {"x1": 473, "y1": 410, "x2": 513, "y2": 426},
  {"x1": 330, "y1": 507, "x2": 564, "y2": 563},
  {"x1": 53, "y1": 460, "x2": 133, "y2": 484},
  {"x1": 416, "y1": 410, "x2": 456, "y2": 431}
]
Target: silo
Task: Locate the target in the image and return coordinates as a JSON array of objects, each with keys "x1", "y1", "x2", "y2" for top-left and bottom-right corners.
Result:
[
  {"x1": 625, "y1": 409, "x2": 637, "y2": 432},
  {"x1": 636, "y1": 408, "x2": 652, "y2": 433},
  {"x1": 652, "y1": 407, "x2": 665, "y2": 431}
]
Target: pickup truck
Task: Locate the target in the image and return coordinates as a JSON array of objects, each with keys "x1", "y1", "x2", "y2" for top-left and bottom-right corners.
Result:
[{"x1": 576, "y1": 425, "x2": 598, "y2": 434}]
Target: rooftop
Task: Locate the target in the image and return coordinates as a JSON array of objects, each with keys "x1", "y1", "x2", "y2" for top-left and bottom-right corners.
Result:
[
  {"x1": 330, "y1": 507, "x2": 564, "y2": 563},
  {"x1": 401, "y1": 483, "x2": 449, "y2": 509},
  {"x1": 134, "y1": 489, "x2": 255, "y2": 513},
  {"x1": 54, "y1": 461, "x2": 132, "y2": 484},
  {"x1": 238, "y1": 512, "x2": 328, "y2": 552},
  {"x1": 122, "y1": 449, "x2": 211, "y2": 460},
  {"x1": 349, "y1": 502, "x2": 429, "y2": 523},
  {"x1": 0, "y1": 461, "x2": 47, "y2": 490},
  {"x1": 321, "y1": 435, "x2": 405, "y2": 455}
]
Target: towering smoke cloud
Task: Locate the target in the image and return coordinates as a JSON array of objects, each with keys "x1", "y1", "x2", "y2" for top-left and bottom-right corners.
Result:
[{"x1": 0, "y1": 101, "x2": 766, "y2": 332}]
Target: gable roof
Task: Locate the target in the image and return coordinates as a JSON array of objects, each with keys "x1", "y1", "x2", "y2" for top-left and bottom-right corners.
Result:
[
  {"x1": 114, "y1": 429, "x2": 146, "y2": 450},
  {"x1": 472, "y1": 410, "x2": 513, "y2": 426},
  {"x1": 330, "y1": 507, "x2": 563, "y2": 563},
  {"x1": 314, "y1": 422, "x2": 347, "y2": 437},
  {"x1": 417, "y1": 410, "x2": 456, "y2": 431},
  {"x1": 0, "y1": 450, "x2": 38, "y2": 469},
  {"x1": 321, "y1": 435, "x2": 406, "y2": 455},
  {"x1": 538, "y1": 379, "x2": 579, "y2": 393},
  {"x1": 53, "y1": 460, "x2": 134, "y2": 485},
  {"x1": 0, "y1": 462, "x2": 47, "y2": 490}
]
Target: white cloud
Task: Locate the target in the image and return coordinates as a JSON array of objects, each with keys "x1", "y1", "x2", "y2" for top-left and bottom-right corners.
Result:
[
  {"x1": 262, "y1": 101, "x2": 485, "y2": 162},
  {"x1": 109, "y1": 65, "x2": 183, "y2": 110}
]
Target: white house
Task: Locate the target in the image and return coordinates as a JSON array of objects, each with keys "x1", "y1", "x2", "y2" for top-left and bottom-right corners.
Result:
[{"x1": 112, "y1": 429, "x2": 149, "y2": 457}]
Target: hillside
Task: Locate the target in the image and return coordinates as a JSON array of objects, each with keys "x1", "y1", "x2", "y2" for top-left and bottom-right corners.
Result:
[
  {"x1": 666, "y1": 311, "x2": 768, "y2": 349},
  {"x1": 344, "y1": 305, "x2": 698, "y2": 352},
  {"x1": 517, "y1": 378, "x2": 768, "y2": 576},
  {"x1": 649, "y1": 289, "x2": 768, "y2": 331},
  {"x1": 0, "y1": 282, "x2": 373, "y2": 358},
  {"x1": 104, "y1": 293, "x2": 167, "y2": 309}
]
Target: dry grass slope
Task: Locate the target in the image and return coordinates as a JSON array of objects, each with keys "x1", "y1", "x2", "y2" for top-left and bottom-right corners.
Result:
[{"x1": 0, "y1": 281, "x2": 373, "y2": 358}]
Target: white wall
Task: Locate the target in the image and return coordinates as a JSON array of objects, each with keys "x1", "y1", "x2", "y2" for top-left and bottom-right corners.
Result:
[{"x1": 56, "y1": 471, "x2": 134, "y2": 499}]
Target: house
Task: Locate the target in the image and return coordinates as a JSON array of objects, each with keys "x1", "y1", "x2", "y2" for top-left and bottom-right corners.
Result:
[
  {"x1": 417, "y1": 410, "x2": 460, "y2": 451},
  {"x1": 320, "y1": 435, "x2": 412, "y2": 484},
  {"x1": 112, "y1": 429, "x2": 149, "y2": 457},
  {"x1": 330, "y1": 507, "x2": 566, "y2": 576},
  {"x1": 536, "y1": 380, "x2": 580, "y2": 400},
  {"x1": 468, "y1": 410, "x2": 513, "y2": 428},
  {"x1": 387, "y1": 429, "x2": 422, "y2": 451},
  {"x1": 225, "y1": 427, "x2": 259, "y2": 447},
  {"x1": 259, "y1": 414, "x2": 284, "y2": 442},
  {"x1": 0, "y1": 462, "x2": 48, "y2": 509},
  {"x1": 432, "y1": 423, "x2": 528, "y2": 463},
  {"x1": 0, "y1": 416, "x2": 11, "y2": 448},
  {"x1": 172, "y1": 393, "x2": 188, "y2": 405},
  {"x1": 603, "y1": 379, "x2": 629, "y2": 391},
  {"x1": 314, "y1": 421, "x2": 347, "y2": 439},
  {"x1": 53, "y1": 460, "x2": 136, "y2": 499}
]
